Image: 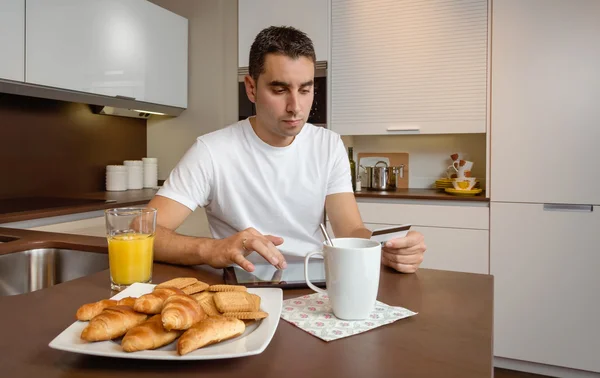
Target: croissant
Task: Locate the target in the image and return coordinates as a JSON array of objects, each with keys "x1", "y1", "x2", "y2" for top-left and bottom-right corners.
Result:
[
  {"x1": 161, "y1": 294, "x2": 206, "y2": 331},
  {"x1": 80, "y1": 306, "x2": 148, "y2": 341},
  {"x1": 133, "y1": 287, "x2": 184, "y2": 314},
  {"x1": 76, "y1": 299, "x2": 118, "y2": 321},
  {"x1": 177, "y1": 316, "x2": 245, "y2": 355},
  {"x1": 117, "y1": 297, "x2": 137, "y2": 307},
  {"x1": 121, "y1": 315, "x2": 182, "y2": 352}
]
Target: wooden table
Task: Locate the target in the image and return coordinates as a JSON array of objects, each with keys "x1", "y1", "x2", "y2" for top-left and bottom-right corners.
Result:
[{"x1": 0, "y1": 262, "x2": 493, "y2": 378}]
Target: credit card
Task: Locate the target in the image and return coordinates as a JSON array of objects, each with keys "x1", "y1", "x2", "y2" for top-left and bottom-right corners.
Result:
[{"x1": 370, "y1": 224, "x2": 412, "y2": 246}]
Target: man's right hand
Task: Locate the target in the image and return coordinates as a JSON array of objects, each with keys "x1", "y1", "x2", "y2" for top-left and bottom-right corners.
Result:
[{"x1": 207, "y1": 228, "x2": 287, "y2": 272}]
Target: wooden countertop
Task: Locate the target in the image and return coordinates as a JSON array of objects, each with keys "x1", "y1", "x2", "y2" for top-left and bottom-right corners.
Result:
[
  {"x1": 0, "y1": 189, "x2": 158, "y2": 224},
  {"x1": 0, "y1": 233, "x2": 494, "y2": 378},
  {"x1": 354, "y1": 188, "x2": 489, "y2": 202}
]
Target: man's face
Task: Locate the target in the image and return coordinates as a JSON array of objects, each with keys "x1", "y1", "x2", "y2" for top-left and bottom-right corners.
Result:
[{"x1": 244, "y1": 54, "x2": 315, "y2": 146}]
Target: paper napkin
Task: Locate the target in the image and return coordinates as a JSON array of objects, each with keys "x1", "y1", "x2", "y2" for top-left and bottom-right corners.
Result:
[{"x1": 280, "y1": 293, "x2": 417, "y2": 342}]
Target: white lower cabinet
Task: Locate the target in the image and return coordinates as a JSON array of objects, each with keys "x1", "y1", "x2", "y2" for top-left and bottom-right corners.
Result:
[
  {"x1": 28, "y1": 216, "x2": 106, "y2": 237},
  {"x1": 411, "y1": 226, "x2": 488, "y2": 274},
  {"x1": 174, "y1": 208, "x2": 212, "y2": 238},
  {"x1": 491, "y1": 202, "x2": 600, "y2": 373},
  {"x1": 355, "y1": 201, "x2": 490, "y2": 275},
  {"x1": 361, "y1": 222, "x2": 489, "y2": 275}
]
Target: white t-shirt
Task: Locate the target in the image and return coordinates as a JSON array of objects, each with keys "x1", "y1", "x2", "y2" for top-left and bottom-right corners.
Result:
[{"x1": 156, "y1": 118, "x2": 353, "y2": 258}]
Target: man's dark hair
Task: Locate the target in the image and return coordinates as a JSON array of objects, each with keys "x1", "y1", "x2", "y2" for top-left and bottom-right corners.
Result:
[{"x1": 248, "y1": 26, "x2": 316, "y2": 81}]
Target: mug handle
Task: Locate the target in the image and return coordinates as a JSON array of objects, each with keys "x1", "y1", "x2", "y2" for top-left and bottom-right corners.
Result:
[
  {"x1": 305, "y1": 251, "x2": 327, "y2": 294},
  {"x1": 446, "y1": 164, "x2": 459, "y2": 178}
]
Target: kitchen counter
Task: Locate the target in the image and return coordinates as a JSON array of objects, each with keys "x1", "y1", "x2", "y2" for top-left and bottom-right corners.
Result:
[
  {"x1": 0, "y1": 226, "x2": 108, "y2": 256},
  {"x1": 0, "y1": 187, "x2": 487, "y2": 229},
  {"x1": 354, "y1": 188, "x2": 489, "y2": 202},
  {"x1": 0, "y1": 189, "x2": 158, "y2": 224},
  {"x1": 0, "y1": 233, "x2": 494, "y2": 378}
]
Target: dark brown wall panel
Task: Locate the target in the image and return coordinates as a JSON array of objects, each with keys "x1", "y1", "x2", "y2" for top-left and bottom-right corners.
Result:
[{"x1": 0, "y1": 93, "x2": 146, "y2": 197}]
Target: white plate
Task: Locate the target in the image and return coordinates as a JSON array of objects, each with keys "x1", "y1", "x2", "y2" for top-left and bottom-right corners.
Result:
[{"x1": 48, "y1": 283, "x2": 283, "y2": 360}]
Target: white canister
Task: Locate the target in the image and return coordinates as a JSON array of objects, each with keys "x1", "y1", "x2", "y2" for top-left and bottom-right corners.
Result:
[
  {"x1": 124, "y1": 160, "x2": 144, "y2": 190},
  {"x1": 106, "y1": 165, "x2": 128, "y2": 191},
  {"x1": 142, "y1": 157, "x2": 158, "y2": 188}
]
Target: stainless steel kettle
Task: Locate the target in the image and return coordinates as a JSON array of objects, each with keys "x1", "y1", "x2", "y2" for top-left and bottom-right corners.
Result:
[
  {"x1": 360, "y1": 161, "x2": 405, "y2": 191},
  {"x1": 361, "y1": 161, "x2": 390, "y2": 190}
]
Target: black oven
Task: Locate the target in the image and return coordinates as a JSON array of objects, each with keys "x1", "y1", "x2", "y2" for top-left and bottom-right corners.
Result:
[{"x1": 238, "y1": 66, "x2": 327, "y2": 127}]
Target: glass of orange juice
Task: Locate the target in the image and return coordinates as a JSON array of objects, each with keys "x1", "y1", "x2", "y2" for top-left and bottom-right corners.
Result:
[{"x1": 105, "y1": 207, "x2": 157, "y2": 291}]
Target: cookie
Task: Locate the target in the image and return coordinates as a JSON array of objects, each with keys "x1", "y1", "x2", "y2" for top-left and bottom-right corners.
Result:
[
  {"x1": 156, "y1": 277, "x2": 198, "y2": 290},
  {"x1": 197, "y1": 295, "x2": 220, "y2": 316},
  {"x1": 222, "y1": 311, "x2": 268, "y2": 320},
  {"x1": 208, "y1": 284, "x2": 247, "y2": 292},
  {"x1": 182, "y1": 281, "x2": 209, "y2": 295},
  {"x1": 191, "y1": 291, "x2": 213, "y2": 303},
  {"x1": 213, "y1": 291, "x2": 255, "y2": 313},
  {"x1": 250, "y1": 294, "x2": 261, "y2": 311}
]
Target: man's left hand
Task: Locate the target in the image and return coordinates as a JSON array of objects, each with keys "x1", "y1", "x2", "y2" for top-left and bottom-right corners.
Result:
[{"x1": 381, "y1": 231, "x2": 426, "y2": 273}]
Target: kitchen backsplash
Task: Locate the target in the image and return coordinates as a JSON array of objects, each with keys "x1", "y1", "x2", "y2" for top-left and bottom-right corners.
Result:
[
  {"x1": 342, "y1": 134, "x2": 487, "y2": 189},
  {"x1": 0, "y1": 93, "x2": 147, "y2": 197}
]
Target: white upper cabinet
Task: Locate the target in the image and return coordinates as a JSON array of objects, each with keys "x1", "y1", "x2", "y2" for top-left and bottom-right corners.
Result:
[
  {"x1": 491, "y1": 0, "x2": 600, "y2": 205},
  {"x1": 330, "y1": 0, "x2": 489, "y2": 135},
  {"x1": 141, "y1": 1, "x2": 188, "y2": 108},
  {"x1": 238, "y1": 0, "x2": 330, "y2": 66},
  {"x1": 26, "y1": 0, "x2": 188, "y2": 108},
  {"x1": 0, "y1": 0, "x2": 25, "y2": 82}
]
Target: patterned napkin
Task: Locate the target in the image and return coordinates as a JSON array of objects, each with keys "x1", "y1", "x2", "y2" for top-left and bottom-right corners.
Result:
[{"x1": 280, "y1": 293, "x2": 417, "y2": 342}]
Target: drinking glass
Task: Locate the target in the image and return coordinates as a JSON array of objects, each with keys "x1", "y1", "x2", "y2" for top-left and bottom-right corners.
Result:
[{"x1": 105, "y1": 207, "x2": 157, "y2": 291}]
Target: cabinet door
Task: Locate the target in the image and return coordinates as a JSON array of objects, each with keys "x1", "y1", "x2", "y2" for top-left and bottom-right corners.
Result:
[
  {"x1": 141, "y1": 1, "x2": 188, "y2": 108},
  {"x1": 491, "y1": 0, "x2": 600, "y2": 204},
  {"x1": 363, "y1": 223, "x2": 488, "y2": 275},
  {"x1": 0, "y1": 0, "x2": 24, "y2": 81},
  {"x1": 330, "y1": 0, "x2": 488, "y2": 135},
  {"x1": 27, "y1": 0, "x2": 146, "y2": 99},
  {"x1": 413, "y1": 226, "x2": 488, "y2": 274},
  {"x1": 490, "y1": 202, "x2": 600, "y2": 372},
  {"x1": 238, "y1": 0, "x2": 329, "y2": 66},
  {"x1": 26, "y1": 0, "x2": 187, "y2": 108}
]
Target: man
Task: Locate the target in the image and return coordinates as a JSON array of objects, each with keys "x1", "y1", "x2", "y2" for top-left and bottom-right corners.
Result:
[{"x1": 148, "y1": 26, "x2": 426, "y2": 274}]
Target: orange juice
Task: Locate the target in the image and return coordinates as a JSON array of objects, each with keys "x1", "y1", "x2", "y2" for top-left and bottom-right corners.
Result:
[{"x1": 108, "y1": 233, "x2": 154, "y2": 285}]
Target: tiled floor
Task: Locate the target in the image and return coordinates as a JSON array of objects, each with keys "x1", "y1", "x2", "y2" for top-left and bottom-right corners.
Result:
[{"x1": 495, "y1": 368, "x2": 552, "y2": 378}]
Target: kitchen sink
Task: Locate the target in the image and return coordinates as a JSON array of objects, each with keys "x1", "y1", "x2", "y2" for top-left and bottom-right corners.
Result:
[{"x1": 0, "y1": 248, "x2": 108, "y2": 296}]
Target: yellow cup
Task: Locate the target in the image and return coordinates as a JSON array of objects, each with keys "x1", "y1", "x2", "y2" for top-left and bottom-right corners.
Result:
[
  {"x1": 457, "y1": 181, "x2": 470, "y2": 189},
  {"x1": 452, "y1": 177, "x2": 476, "y2": 190},
  {"x1": 105, "y1": 207, "x2": 157, "y2": 291}
]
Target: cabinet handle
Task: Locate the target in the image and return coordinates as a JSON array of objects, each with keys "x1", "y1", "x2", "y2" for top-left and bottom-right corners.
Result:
[
  {"x1": 115, "y1": 95, "x2": 136, "y2": 100},
  {"x1": 543, "y1": 204, "x2": 593, "y2": 212},
  {"x1": 386, "y1": 126, "x2": 420, "y2": 133}
]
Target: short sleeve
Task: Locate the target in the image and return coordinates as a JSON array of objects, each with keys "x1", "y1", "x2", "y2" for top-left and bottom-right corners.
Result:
[
  {"x1": 156, "y1": 139, "x2": 213, "y2": 211},
  {"x1": 326, "y1": 136, "x2": 353, "y2": 195}
]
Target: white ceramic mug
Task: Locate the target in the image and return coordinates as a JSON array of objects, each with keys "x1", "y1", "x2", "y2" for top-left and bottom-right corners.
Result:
[{"x1": 304, "y1": 238, "x2": 381, "y2": 320}]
